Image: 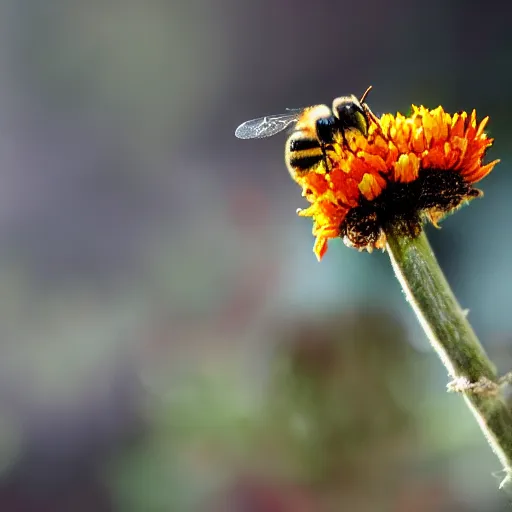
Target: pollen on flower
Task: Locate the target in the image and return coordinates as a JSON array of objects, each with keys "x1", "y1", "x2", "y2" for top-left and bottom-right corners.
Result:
[{"x1": 291, "y1": 102, "x2": 499, "y2": 260}]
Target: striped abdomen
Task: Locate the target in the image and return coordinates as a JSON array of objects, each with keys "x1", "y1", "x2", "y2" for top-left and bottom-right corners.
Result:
[{"x1": 285, "y1": 131, "x2": 323, "y2": 175}]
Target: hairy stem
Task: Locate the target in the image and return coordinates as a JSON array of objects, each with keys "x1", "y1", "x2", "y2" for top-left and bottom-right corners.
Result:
[{"x1": 385, "y1": 223, "x2": 512, "y2": 488}]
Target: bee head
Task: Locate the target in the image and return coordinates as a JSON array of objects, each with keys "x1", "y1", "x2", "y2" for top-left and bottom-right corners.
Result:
[{"x1": 332, "y1": 95, "x2": 368, "y2": 136}]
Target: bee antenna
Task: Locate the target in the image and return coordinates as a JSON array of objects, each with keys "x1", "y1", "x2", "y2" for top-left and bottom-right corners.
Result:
[{"x1": 359, "y1": 85, "x2": 373, "y2": 104}]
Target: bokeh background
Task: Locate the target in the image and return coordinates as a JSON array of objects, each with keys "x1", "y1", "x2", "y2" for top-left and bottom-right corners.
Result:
[{"x1": 0, "y1": 1, "x2": 511, "y2": 510}]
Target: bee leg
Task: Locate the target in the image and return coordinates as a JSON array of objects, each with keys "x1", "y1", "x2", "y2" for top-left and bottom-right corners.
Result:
[
  {"x1": 340, "y1": 130, "x2": 349, "y2": 149},
  {"x1": 321, "y1": 143, "x2": 330, "y2": 172},
  {"x1": 315, "y1": 115, "x2": 337, "y2": 171}
]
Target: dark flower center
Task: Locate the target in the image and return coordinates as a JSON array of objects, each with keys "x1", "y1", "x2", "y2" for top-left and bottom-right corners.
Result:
[{"x1": 340, "y1": 169, "x2": 481, "y2": 249}]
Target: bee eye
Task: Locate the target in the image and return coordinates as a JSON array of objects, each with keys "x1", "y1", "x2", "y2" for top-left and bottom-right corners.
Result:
[{"x1": 315, "y1": 115, "x2": 337, "y2": 144}]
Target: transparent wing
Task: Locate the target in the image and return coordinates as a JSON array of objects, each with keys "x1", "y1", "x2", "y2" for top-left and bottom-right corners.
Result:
[{"x1": 235, "y1": 109, "x2": 303, "y2": 139}]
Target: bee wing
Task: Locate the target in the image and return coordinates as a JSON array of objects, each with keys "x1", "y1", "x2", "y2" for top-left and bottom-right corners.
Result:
[{"x1": 235, "y1": 109, "x2": 303, "y2": 139}]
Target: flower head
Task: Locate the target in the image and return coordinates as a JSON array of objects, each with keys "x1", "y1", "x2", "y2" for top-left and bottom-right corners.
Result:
[{"x1": 292, "y1": 104, "x2": 499, "y2": 260}]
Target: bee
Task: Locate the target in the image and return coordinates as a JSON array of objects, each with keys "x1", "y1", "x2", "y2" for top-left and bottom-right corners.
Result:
[{"x1": 235, "y1": 86, "x2": 375, "y2": 175}]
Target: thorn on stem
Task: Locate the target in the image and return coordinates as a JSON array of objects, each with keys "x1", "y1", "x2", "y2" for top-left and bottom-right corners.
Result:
[{"x1": 447, "y1": 376, "x2": 500, "y2": 396}]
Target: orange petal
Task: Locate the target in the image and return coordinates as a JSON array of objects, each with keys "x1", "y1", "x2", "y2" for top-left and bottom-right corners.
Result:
[
  {"x1": 313, "y1": 237, "x2": 328, "y2": 261},
  {"x1": 393, "y1": 153, "x2": 420, "y2": 182},
  {"x1": 358, "y1": 173, "x2": 384, "y2": 200},
  {"x1": 476, "y1": 116, "x2": 489, "y2": 138}
]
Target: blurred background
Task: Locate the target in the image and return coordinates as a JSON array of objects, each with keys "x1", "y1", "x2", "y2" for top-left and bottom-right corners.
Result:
[{"x1": 0, "y1": 0, "x2": 510, "y2": 510}]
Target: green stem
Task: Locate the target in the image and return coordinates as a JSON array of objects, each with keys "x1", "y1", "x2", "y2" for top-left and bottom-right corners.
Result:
[{"x1": 385, "y1": 223, "x2": 512, "y2": 488}]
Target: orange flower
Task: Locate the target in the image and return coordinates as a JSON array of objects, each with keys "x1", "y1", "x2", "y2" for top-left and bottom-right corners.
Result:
[{"x1": 292, "y1": 105, "x2": 499, "y2": 260}]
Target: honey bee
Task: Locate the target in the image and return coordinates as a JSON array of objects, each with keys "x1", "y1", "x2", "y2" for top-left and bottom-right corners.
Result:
[{"x1": 235, "y1": 86, "x2": 375, "y2": 175}]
